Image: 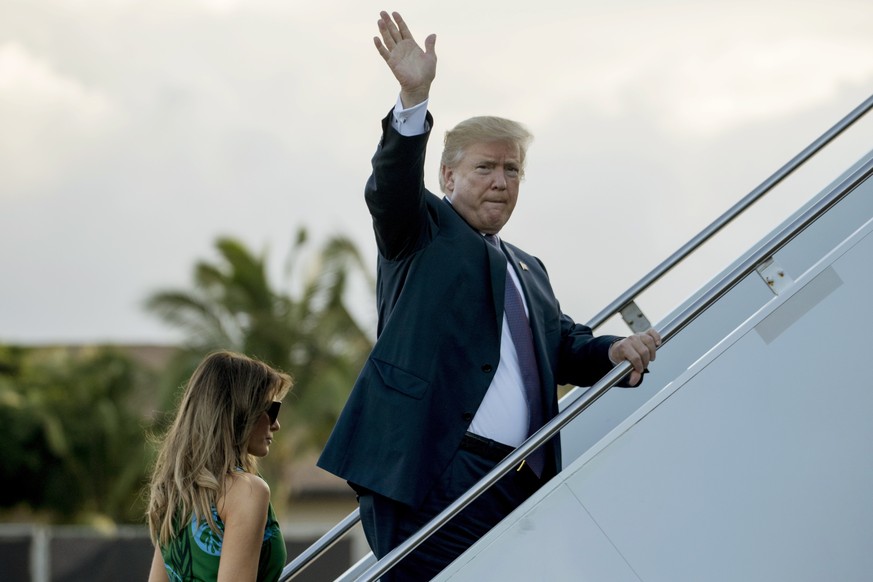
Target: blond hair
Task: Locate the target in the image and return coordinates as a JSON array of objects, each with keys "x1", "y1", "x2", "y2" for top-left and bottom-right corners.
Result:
[
  {"x1": 439, "y1": 116, "x2": 534, "y2": 193},
  {"x1": 146, "y1": 350, "x2": 292, "y2": 546}
]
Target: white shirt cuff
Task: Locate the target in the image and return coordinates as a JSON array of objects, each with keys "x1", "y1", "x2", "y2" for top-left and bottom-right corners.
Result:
[{"x1": 391, "y1": 96, "x2": 429, "y2": 136}]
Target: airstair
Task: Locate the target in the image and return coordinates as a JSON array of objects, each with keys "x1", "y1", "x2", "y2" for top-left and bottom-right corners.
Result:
[{"x1": 281, "y1": 94, "x2": 873, "y2": 582}]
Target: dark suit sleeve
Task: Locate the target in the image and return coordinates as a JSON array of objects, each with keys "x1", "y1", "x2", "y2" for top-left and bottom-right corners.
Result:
[
  {"x1": 558, "y1": 320, "x2": 638, "y2": 388},
  {"x1": 364, "y1": 111, "x2": 437, "y2": 261},
  {"x1": 555, "y1": 314, "x2": 623, "y2": 387}
]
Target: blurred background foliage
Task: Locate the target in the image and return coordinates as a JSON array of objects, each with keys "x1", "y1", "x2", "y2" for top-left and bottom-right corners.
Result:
[
  {"x1": 0, "y1": 345, "x2": 155, "y2": 525},
  {"x1": 0, "y1": 228, "x2": 374, "y2": 525}
]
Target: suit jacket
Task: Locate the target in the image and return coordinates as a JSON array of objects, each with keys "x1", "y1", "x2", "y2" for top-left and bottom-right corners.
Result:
[{"x1": 317, "y1": 112, "x2": 621, "y2": 508}]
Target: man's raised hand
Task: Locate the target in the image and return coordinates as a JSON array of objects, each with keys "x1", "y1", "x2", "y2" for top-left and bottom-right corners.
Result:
[{"x1": 374, "y1": 11, "x2": 437, "y2": 108}]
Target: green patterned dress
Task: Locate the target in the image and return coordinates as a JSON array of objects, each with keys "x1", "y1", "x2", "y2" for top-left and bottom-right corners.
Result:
[{"x1": 160, "y1": 502, "x2": 286, "y2": 582}]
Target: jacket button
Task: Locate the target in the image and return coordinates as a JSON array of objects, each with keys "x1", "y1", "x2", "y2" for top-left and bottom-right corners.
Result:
[
  {"x1": 463, "y1": 412, "x2": 473, "y2": 421},
  {"x1": 481, "y1": 364, "x2": 493, "y2": 373}
]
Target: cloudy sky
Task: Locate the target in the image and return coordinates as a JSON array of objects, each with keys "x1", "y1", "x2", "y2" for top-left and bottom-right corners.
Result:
[{"x1": 2, "y1": 0, "x2": 872, "y2": 345}]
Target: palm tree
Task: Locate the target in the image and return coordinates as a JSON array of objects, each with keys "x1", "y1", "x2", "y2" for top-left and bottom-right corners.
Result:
[{"x1": 145, "y1": 228, "x2": 374, "y2": 464}]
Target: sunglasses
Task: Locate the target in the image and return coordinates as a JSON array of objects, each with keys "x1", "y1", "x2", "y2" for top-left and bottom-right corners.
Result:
[{"x1": 266, "y1": 401, "x2": 281, "y2": 424}]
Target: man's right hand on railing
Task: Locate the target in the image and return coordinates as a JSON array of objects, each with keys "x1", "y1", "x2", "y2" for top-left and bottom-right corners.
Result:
[{"x1": 608, "y1": 328, "x2": 662, "y2": 386}]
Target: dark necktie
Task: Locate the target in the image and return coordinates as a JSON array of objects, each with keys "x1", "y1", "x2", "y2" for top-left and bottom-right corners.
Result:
[{"x1": 485, "y1": 234, "x2": 545, "y2": 477}]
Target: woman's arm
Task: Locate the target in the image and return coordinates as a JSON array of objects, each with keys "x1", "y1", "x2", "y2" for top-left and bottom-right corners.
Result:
[
  {"x1": 148, "y1": 545, "x2": 170, "y2": 582},
  {"x1": 216, "y1": 473, "x2": 271, "y2": 582}
]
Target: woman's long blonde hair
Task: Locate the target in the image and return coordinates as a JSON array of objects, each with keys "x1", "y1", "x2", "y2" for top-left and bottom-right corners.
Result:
[{"x1": 146, "y1": 350, "x2": 292, "y2": 546}]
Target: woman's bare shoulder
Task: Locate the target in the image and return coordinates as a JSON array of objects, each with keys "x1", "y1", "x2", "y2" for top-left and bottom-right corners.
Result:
[{"x1": 218, "y1": 472, "x2": 270, "y2": 520}]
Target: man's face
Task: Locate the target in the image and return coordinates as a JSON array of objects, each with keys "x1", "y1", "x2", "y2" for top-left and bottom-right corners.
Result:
[{"x1": 442, "y1": 140, "x2": 521, "y2": 235}]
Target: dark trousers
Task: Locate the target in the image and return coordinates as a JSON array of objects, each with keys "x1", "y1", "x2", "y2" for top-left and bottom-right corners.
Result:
[{"x1": 357, "y1": 438, "x2": 544, "y2": 581}]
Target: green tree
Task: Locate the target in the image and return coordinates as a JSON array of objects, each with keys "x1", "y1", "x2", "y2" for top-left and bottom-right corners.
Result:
[
  {"x1": 145, "y1": 229, "x2": 374, "y2": 485},
  {"x1": 0, "y1": 345, "x2": 155, "y2": 524}
]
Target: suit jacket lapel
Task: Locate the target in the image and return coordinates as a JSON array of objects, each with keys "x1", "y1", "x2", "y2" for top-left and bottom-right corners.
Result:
[
  {"x1": 440, "y1": 197, "x2": 510, "y2": 336},
  {"x1": 486, "y1": 238, "x2": 507, "y2": 330},
  {"x1": 442, "y1": 196, "x2": 508, "y2": 332}
]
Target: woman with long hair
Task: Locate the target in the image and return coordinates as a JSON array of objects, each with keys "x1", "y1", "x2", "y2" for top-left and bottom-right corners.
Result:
[{"x1": 147, "y1": 350, "x2": 292, "y2": 582}]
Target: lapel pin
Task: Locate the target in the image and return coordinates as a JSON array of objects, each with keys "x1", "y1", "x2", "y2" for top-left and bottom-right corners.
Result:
[{"x1": 519, "y1": 261, "x2": 529, "y2": 271}]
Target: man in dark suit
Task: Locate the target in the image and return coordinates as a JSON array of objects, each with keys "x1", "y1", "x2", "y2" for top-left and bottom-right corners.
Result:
[{"x1": 317, "y1": 11, "x2": 661, "y2": 580}]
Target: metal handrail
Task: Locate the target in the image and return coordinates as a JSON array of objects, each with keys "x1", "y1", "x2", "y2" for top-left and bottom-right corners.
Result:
[
  {"x1": 354, "y1": 152, "x2": 873, "y2": 582},
  {"x1": 279, "y1": 93, "x2": 873, "y2": 580},
  {"x1": 279, "y1": 509, "x2": 361, "y2": 580},
  {"x1": 587, "y1": 93, "x2": 873, "y2": 329}
]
